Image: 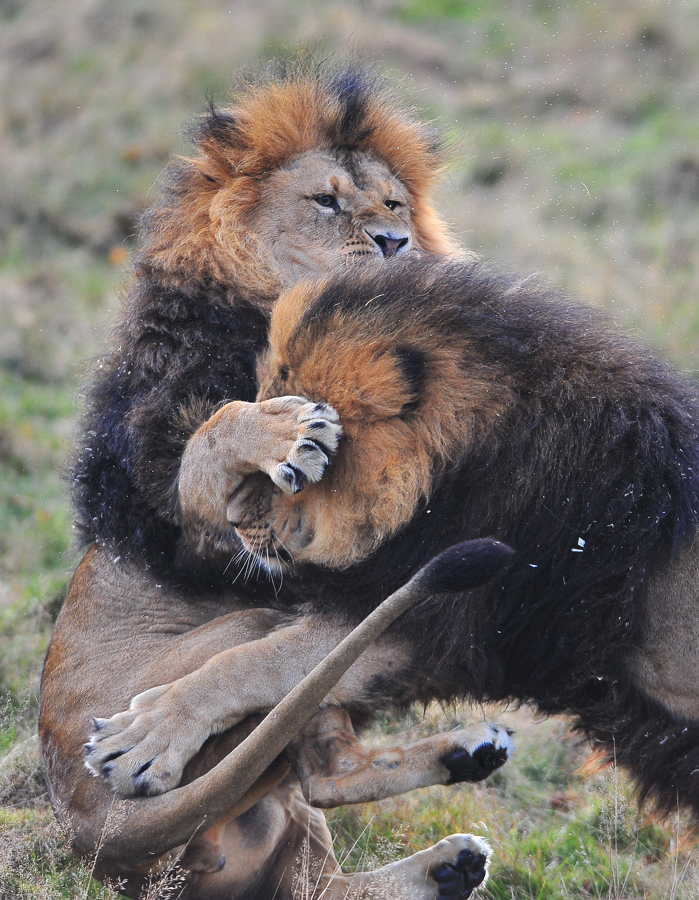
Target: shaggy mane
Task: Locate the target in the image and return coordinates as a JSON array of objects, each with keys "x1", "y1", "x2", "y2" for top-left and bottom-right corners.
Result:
[
  {"x1": 72, "y1": 59, "x2": 456, "y2": 587},
  {"x1": 276, "y1": 257, "x2": 699, "y2": 819},
  {"x1": 141, "y1": 60, "x2": 455, "y2": 294}
]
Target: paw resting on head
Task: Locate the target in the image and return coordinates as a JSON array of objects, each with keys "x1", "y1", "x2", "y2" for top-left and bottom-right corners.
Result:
[
  {"x1": 442, "y1": 722, "x2": 514, "y2": 785},
  {"x1": 267, "y1": 399, "x2": 342, "y2": 495},
  {"x1": 83, "y1": 683, "x2": 208, "y2": 797}
]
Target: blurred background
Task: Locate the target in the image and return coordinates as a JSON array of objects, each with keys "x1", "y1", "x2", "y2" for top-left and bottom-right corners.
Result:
[{"x1": 1, "y1": 1, "x2": 699, "y2": 897}]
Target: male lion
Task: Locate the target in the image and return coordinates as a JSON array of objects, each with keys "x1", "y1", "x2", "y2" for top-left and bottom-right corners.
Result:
[
  {"x1": 40, "y1": 64, "x2": 513, "y2": 899},
  {"x1": 175, "y1": 256, "x2": 699, "y2": 819},
  {"x1": 84, "y1": 255, "x2": 699, "y2": 844}
]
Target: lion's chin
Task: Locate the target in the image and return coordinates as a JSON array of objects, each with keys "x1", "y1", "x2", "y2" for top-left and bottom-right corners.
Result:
[{"x1": 234, "y1": 535, "x2": 293, "y2": 581}]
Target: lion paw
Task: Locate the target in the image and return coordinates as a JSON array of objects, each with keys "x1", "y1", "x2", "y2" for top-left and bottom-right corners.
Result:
[
  {"x1": 83, "y1": 683, "x2": 207, "y2": 797},
  {"x1": 442, "y1": 722, "x2": 513, "y2": 785},
  {"x1": 431, "y1": 835, "x2": 491, "y2": 899},
  {"x1": 265, "y1": 399, "x2": 342, "y2": 495}
]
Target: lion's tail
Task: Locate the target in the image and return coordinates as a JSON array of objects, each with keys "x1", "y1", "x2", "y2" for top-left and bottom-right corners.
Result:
[{"x1": 95, "y1": 537, "x2": 514, "y2": 862}]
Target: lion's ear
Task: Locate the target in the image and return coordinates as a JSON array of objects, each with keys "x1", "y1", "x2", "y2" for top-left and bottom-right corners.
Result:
[
  {"x1": 288, "y1": 340, "x2": 426, "y2": 423},
  {"x1": 182, "y1": 156, "x2": 228, "y2": 186},
  {"x1": 350, "y1": 345, "x2": 426, "y2": 419}
]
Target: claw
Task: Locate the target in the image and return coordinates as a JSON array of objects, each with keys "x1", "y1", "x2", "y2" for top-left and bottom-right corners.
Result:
[
  {"x1": 306, "y1": 402, "x2": 339, "y2": 421},
  {"x1": 276, "y1": 463, "x2": 307, "y2": 495},
  {"x1": 135, "y1": 759, "x2": 154, "y2": 777},
  {"x1": 103, "y1": 748, "x2": 129, "y2": 762},
  {"x1": 295, "y1": 439, "x2": 328, "y2": 463}
]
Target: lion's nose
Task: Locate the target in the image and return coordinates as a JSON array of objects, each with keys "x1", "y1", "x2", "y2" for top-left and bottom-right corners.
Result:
[{"x1": 367, "y1": 230, "x2": 410, "y2": 258}]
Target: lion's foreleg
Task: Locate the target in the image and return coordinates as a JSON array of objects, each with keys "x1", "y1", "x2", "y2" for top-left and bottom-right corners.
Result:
[
  {"x1": 178, "y1": 396, "x2": 342, "y2": 547},
  {"x1": 289, "y1": 705, "x2": 513, "y2": 808},
  {"x1": 85, "y1": 539, "x2": 512, "y2": 803},
  {"x1": 84, "y1": 616, "x2": 412, "y2": 797}
]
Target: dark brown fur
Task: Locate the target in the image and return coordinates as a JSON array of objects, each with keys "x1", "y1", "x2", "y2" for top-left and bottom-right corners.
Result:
[{"x1": 244, "y1": 256, "x2": 699, "y2": 820}]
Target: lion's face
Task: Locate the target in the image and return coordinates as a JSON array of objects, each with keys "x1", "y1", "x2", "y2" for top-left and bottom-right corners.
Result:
[
  {"x1": 228, "y1": 473, "x2": 360, "y2": 575},
  {"x1": 149, "y1": 69, "x2": 458, "y2": 293},
  {"x1": 244, "y1": 149, "x2": 415, "y2": 287}
]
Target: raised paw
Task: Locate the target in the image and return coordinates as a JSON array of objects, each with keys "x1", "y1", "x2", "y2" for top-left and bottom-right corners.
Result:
[
  {"x1": 432, "y1": 837, "x2": 490, "y2": 900},
  {"x1": 442, "y1": 722, "x2": 514, "y2": 785},
  {"x1": 83, "y1": 682, "x2": 209, "y2": 797}
]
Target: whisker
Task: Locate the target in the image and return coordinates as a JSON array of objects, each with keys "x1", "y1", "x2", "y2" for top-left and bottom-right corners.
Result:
[
  {"x1": 224, "y1": 543, "x2": 247, "y2": 577},
  {"x1": 272, "y1": 544, "x2": 284, "y2": 594}
]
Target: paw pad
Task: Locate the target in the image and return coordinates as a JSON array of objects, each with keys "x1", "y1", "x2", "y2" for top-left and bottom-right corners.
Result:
[
  {"x1": 434, "y1": 848, "x2": 488, "y2": 899},
  {"x1": 443, "y1": 724, "x2": 514, "y2": 785}
]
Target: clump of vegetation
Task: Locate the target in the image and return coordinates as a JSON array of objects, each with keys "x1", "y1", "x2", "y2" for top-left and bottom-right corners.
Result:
[{"x1": 1, "y1": 0, "x2": 698, "y2": 896}]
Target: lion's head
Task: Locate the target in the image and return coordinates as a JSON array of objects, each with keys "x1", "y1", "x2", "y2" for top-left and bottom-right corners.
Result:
[
  {"x1": 227, "y1": 262, "x2": 513, "y2": 574},
  {"x1": 140, "y1": 61, "x2": 459, "y2": 298}
]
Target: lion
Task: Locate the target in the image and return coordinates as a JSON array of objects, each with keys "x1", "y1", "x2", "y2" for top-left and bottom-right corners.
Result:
[
  {"x1": 85, "y1": 256, "x2": 699, "y2": 838},
  {"x1": 39, "y1": 63, "x2": 514, "y2": 900}
]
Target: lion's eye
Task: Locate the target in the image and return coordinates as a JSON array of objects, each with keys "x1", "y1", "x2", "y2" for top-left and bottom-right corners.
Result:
[
  {"x1": 314, "y1": 193, "x2": 340, "y2": 212},
  {"x1": 384, "y1": 199, "x2": 402, "y2": 211}
]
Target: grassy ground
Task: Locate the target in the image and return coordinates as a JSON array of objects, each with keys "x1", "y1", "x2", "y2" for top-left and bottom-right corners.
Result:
[
  {"x1": 329, "y1": 708, "x2": 699, "y2": 899},
  {"x1": 2, "y1": 0, "x2": 699, "y2": 896}
]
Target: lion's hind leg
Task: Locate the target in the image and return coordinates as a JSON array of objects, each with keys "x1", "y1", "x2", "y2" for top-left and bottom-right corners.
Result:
[
  {"x1": 122, "y1": 715, "x2": 495, "y2": 899},
  {"x1": 143, "y1": 768, "x2": 490, "y2": 900},
  {"x1": 296, "y1": 829, "x2": 492, "y2": 900},
  {"x1": 209, "y1": 776, "x2": 492, "y2": 900},
  {"x1": 290, "y1": 706, "x2": 513, "y2": 808}
]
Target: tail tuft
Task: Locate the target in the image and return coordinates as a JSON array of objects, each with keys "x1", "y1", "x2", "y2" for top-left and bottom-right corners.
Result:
[{"x1": 421, "y1": 539, "x2": 514, "y2": 594}]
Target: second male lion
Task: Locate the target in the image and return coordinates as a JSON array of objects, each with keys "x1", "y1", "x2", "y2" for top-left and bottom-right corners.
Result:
[{"x1": 91, "y1": 256, "x2": 699, "y2": 831}]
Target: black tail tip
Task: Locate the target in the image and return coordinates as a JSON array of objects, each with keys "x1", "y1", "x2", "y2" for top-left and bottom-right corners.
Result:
[{"x1": 421, "y1": 539, "x2": 515, "y2": 594}]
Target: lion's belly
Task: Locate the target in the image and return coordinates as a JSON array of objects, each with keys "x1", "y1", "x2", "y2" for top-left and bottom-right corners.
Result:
[{"x1": 627, "y1": 538, "x2": 699, "y2": 721}]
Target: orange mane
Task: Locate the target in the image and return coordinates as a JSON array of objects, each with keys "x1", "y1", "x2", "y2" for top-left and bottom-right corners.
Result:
[{"x1": 140, "y1": 61, "x2": 457, "y2": 294}]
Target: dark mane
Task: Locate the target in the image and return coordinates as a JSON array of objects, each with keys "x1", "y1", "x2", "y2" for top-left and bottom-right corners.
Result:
[
  {"x1": 69, "y1": 60, "x2": 452, "y2": 589},
  {"x1": 71, "y1": 280, "x2": 270, "y2": 590},
  {"x1": 285, "y1": 257, "x2": 699, "y2": 815}
]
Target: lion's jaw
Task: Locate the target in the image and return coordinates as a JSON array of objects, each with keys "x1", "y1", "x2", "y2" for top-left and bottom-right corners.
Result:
[
  {"x1": 230, "y1": 473, "x2": 370, "y2": 577},
  {"x1": 229, "y1": 475, "x2": 320, "y2": 576},
  {"x1": 244, "y1": 149, "x2": 415, "y2": 289}
]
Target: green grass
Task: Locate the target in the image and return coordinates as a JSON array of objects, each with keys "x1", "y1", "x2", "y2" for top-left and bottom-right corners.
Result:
[
  {"x1": 0, "y1": 369, "x2": 76, "y2": 696},
  {"x1": 398, "y1": 0, "x2": 491, "y2": 23}
]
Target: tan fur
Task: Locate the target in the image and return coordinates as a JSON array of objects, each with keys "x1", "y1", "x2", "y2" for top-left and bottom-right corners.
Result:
[
  {"x1": 42, "y1": 546, "x2": 504, "y2": 898},
  {"x1": 178, "y1": 395, "x2": 342, "y2": 555},
  {"x1": 629, "y1": 540, "x2": 699, "y2": 720},
  {"x1": 291, "y1": 707, "x2": 509, "y2": 808},
  {"x1": 143, "y1": 74, "x2": 458, "y2": 293}
]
